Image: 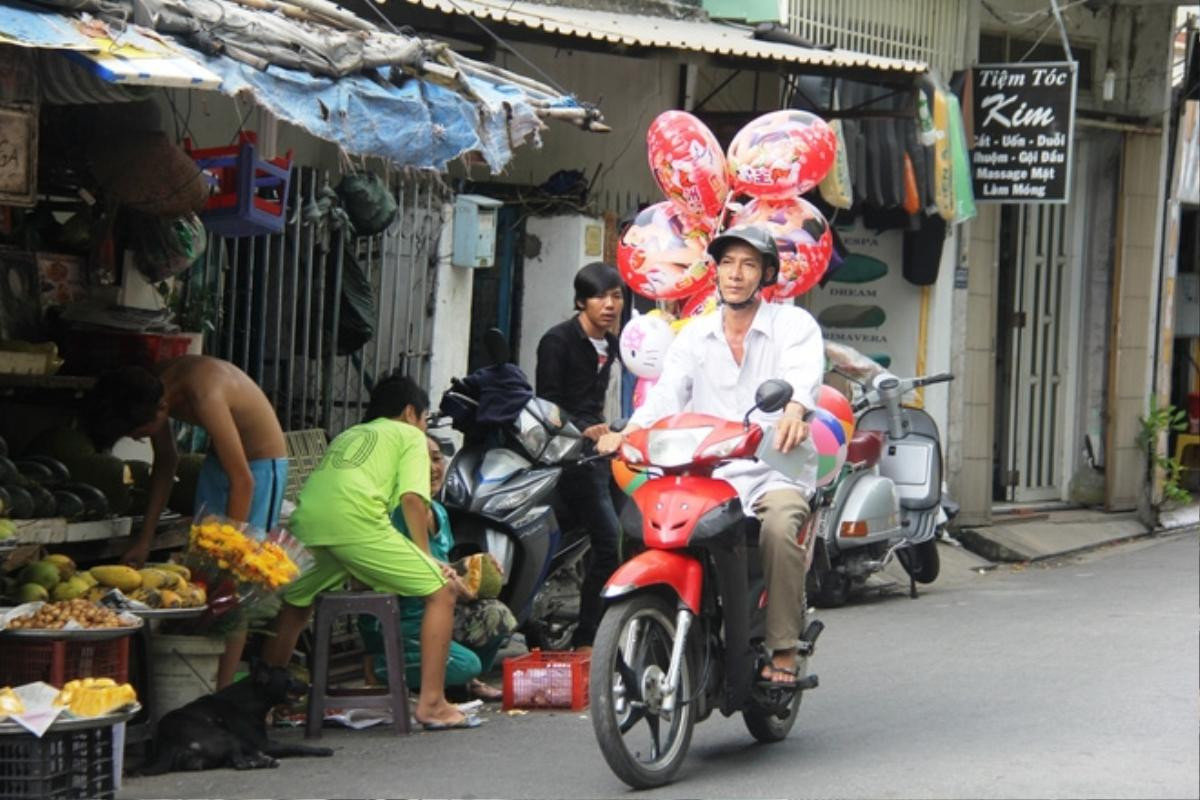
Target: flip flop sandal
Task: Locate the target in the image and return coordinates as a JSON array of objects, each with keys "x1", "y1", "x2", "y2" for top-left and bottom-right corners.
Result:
[
  {"x1": 469, "y1": 680, "x2": 503, "y2": 702},
  {"x1": 421, "y1": 714, "x2": 483, "y2": 731},
  {"x1": 757, "y1": 664, "x2": 801, "y2": 688}
]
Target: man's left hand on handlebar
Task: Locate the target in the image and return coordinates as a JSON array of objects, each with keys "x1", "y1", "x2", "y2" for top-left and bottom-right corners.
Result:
[
  {"x1": 773, "y1": 404, "x2": 810, "y2": 454},
  {"x1": 596, "y1": 430, "x2": 625, "y2": 455}
]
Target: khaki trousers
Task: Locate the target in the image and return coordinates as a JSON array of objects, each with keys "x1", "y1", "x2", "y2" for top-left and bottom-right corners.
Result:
[{"x1": 751, "y1": 488, "x2": 813, "y2": 653}]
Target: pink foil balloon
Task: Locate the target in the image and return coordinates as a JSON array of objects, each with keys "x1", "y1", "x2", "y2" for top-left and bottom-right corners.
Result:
[
  {"x1": 617, "y1": 201, "x2": 714, "y2": 300},
  {"x1": 727, "y1": 197, "x2": 832, "y2": 301},
  {"x1": 646, "y1": 111, "x2": 730, "y2": 224},
  {"x1": 726, "y1": 110, "x2": 837, "y2": 200}
]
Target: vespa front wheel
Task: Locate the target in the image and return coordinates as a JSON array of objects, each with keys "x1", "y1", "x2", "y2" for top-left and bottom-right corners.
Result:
[{"x1": 590, "y1": 594, "x2": 695, "y2": 789}]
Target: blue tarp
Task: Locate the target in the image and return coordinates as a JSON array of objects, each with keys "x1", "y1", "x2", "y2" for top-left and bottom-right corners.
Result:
[
  {"x1": 1, "y1": 0, "x2": 575, "y2": 172},
  {"x1": 184, "y1": 49, "x2": 552, "y2": 172}
]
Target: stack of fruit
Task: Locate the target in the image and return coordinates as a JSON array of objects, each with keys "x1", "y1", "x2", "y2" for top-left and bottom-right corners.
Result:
[
  {"x1": 0, "y1": 429, "x2": 138, "y2": 522},
  {"x1": 2, "y1": 554, "x2": 207, "y2": 609}
]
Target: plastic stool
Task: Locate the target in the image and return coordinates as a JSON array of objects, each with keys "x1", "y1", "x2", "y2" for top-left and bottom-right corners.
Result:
[{"x1": 306, "y1": 592, "x2": 410, "y2": 738}]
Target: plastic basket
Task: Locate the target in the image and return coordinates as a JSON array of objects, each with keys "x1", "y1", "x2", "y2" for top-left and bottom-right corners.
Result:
[
  {"x1": 0, "y1": 723, "x2": 116, "y2": 800},
  {"x1": 63, "y1": 330, "x2": 191, "y2": 374},
  {"x1": 0, "y1": 637, "x2": 130, "y2": 687},
  {"x1": 501, "y1": 649, "x2": 589, "y2": 711}
]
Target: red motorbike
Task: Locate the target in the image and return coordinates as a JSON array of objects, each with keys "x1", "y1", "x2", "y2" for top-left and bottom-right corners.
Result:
[{"x1": 589, "y1": 379, "x2": 824, "y2": 789}]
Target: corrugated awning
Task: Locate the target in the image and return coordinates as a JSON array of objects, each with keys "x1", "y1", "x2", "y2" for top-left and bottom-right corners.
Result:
[
  {"x1": 398, "y1": 0, "x2": 927, "y2": 74},
  {"x1": 0, "y1": 1, "x2": 222, "y2": 88}
]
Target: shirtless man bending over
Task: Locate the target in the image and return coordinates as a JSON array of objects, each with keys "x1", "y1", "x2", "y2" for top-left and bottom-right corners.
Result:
[{"x1": 83, "y1": 355, "x2": 288, "y2": 688}]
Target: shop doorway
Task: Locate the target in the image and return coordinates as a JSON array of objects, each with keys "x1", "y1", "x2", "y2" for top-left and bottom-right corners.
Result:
[{"x1": 993, "y1": 169, "x2": 1088, "y2": 504}]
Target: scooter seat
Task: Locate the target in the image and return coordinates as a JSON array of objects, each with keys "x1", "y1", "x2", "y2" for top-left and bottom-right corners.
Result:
[{"x1": 847, "y1": 430, "x2": 884, "y2": 468}]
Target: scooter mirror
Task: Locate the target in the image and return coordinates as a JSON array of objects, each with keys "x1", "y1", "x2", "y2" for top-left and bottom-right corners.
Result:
[
  {"x1": 754, "y1": 379, "x2": 794, "y2": 414},
  {"x1": 484, "y1": 328, "x2": 511, "y2": 365}
]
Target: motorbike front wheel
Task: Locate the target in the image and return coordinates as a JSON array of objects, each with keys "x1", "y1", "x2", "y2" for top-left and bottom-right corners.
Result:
[{"x1": 590, "y1": 594, "x2": 695, "y2": 789}]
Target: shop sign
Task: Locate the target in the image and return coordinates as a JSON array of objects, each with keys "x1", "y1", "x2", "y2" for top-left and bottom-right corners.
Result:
[
  {"x1": 971, "y1": 62, "x2": 1076, "y2": 204},
  {"x1": 0, "y1": 105, "x2": 36, "y2": 207}
]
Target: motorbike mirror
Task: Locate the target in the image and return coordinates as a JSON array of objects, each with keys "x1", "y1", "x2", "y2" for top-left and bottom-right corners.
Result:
[
  {"x1": 484, "y1": 328, "x2": 511, "y2": 365},
  {"x1": 754, "y1": 379, "x2": 794, "y2": 414}
]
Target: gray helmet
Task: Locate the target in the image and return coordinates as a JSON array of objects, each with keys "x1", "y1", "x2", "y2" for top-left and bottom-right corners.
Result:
[{"x1": 707, "y1": 224, "x2": 780, "y2": 287}]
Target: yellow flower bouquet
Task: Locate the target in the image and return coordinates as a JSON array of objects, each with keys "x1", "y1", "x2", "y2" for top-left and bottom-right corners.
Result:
[{"x1": 174, "y1": 510, "x2": 312, "y2": 634}]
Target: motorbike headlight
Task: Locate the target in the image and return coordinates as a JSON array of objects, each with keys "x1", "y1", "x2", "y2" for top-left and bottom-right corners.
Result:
[
  {"x1": 481, "y1": 470, "x2": 559, "y2": 515},
  {"x1": 647, "y1": 427, "x2": 714, "y2": 468},
  {"x1": 542, "y1": 433, "x2": 582, "y2": 464},
  {"x1": 516, "y1": 409, "x2": 549, "y2": 460},
  {"x1": 443, "y1": 469, "x2": 468, "y2": 507},
  {"x1": 699, "y1": 435, "x2": 744, "y2": 461}
]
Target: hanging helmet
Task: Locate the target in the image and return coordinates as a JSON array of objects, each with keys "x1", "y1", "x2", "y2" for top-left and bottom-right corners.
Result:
[{"x1": 707, "y1": 224, "x2": 780, "y2": 288}]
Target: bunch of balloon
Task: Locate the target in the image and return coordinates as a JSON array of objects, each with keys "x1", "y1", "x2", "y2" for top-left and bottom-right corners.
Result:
[{"x1": 618, "y1": 109, "x2": 840, "y2": 330}]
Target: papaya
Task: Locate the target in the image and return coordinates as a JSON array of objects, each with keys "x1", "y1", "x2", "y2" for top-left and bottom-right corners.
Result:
[
  {"x1": 137, "y1": 568, "x2": 179, "y2": 591},
  {"x1": 89, "y1": 565, "x2": 142, "y2": 592},
  {"x1": 129, "y1": 587, "x2": 161, "y2": 608},
  {"x1": 158, "y1": 588, "x2": 183, "y2": 609}
]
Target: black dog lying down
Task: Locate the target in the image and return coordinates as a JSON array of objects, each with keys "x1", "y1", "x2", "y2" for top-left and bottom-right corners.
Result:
[{"x1": 141, "y1": 660, "x2": 333, "y2": 774}]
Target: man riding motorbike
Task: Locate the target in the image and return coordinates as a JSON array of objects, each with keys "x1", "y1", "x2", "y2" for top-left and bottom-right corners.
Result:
[{"x1": 597, "y1": 225, "x2": 824, "y2": 684}]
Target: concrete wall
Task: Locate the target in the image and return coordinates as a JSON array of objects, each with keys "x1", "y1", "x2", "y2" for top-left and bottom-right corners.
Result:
[
  {"x1": 1106, "y1": 130, "x2": 1168, "y2": 511},
  {"x1": 951, "y1": 204, "x2": 1000, "y2": 526},
  {"x1": 428, "y1": 202, "x2": 475, "y2": 424}
]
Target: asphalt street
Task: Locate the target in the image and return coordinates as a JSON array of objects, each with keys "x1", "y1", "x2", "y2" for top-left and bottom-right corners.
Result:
[{"x1": 119, "y1": 529, "x2": 1199, "y2": 799}]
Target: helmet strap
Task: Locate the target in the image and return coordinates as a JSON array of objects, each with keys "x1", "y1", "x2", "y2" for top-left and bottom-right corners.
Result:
[{"x1": 717, "y1": 285, "x2": 760, "y2": 311}]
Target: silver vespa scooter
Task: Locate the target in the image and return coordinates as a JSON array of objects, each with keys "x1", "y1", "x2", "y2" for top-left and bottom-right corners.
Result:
[{"x1": 804, "y1": 344, "x2": 956, "y2": 607}]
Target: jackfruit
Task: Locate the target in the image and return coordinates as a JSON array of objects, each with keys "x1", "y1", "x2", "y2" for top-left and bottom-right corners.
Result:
[
  {"x1": 89, "y1": 565, "x2": 142, "y2": 592},
  {"x1": 54, "y1": 678, "x2": 137, "y2": 717},
  {"x1": 0, "y1": 687, "x2": 24, "y2": 719}
]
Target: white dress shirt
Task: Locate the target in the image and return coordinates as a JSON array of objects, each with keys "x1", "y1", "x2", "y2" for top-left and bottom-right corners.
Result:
[{"x1": 629, "y1": 301, "x2": 825, "y2": 510}]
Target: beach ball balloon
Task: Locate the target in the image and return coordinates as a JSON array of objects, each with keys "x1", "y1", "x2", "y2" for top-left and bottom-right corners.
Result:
[
  {"x1": 726, "y1": 110, "x2": 837, "y2": 200},
  {"x1": 646, "y1": 111, "x2": 730, "y2": 224},
  {"x1": 808, "y1": 407, "x2": 849, "y2": 487},
  {"x1": 612, "y1": 458, "x2": 651, "y2": 496},
  {"x1": 816, "y1": 385, "x2": 854, "y2": 440},
  {"x1": 727, "y1": 197, "x2": 832, "y2": 301},
  {"x1": 619, "y1": 310, "x2": 675, "y2": 379},
  {"x1": 617, "y1": 202, "x2": 714, "y2": 300}
]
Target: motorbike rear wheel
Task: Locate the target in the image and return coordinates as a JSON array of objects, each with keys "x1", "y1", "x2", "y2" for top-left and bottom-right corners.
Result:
[
  {"x1": 590, "y1": 594, "x2": 695, "y2": 789},
  {"x1": 897, "y1": 538, "x2": 940, "y2": 584},
  {"x1": 806, "y1": 554, "x2": 849, "y2": 608},
  {"x1": 743, "y1": 681, "x2": 802, "y2": 742}
]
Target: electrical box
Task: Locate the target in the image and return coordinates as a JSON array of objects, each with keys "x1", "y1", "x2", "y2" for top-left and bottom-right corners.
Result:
[{"x1": 452, "y1": 194, "x2": 504, "y2": 268}]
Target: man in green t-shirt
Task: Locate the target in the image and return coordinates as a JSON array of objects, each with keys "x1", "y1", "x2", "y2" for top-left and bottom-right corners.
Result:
[{"x1": 262, "y1": 375, "x2": 477, "y2": 730}]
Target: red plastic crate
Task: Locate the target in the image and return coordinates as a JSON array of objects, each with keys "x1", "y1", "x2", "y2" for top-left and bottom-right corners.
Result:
[
  {"x1": 0, "y1": 636, "x2": 130, "y2": 687},
  {"x1": 63, "y1": 330, "x2": 191, "y2": 373},
  {"x1": 501, "y1": 649, "x2": 589, "y2": 711}
]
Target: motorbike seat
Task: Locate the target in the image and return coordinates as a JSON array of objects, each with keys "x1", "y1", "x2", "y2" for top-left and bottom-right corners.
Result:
[{"x1": 847, "y1": 430, "x2": 884, "y2": 468}]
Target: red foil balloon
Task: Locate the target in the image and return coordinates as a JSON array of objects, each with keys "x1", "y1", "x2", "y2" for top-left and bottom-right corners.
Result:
[
  {"x1": 728, "y1": 197, "x2": 832, "y2": 301},
  {"x1": 618, "y1": 201, "x2": 713, "y2": 300},
  {"x1": 726, "y1": 110, "x2": 837, "y2": 200},
  {"x1": 646, "y1": 111, "x2": 730, "y2": 224}
]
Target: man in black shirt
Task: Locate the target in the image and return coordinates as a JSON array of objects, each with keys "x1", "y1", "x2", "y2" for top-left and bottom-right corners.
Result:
[{"x1": 536, "y1": 262, "x2": 624, "y2": 648}]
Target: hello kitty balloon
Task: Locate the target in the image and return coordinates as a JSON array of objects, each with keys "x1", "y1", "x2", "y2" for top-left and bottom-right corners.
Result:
[{"x1": 619, "y1": 310, "x2": 675, "y2": 379}]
